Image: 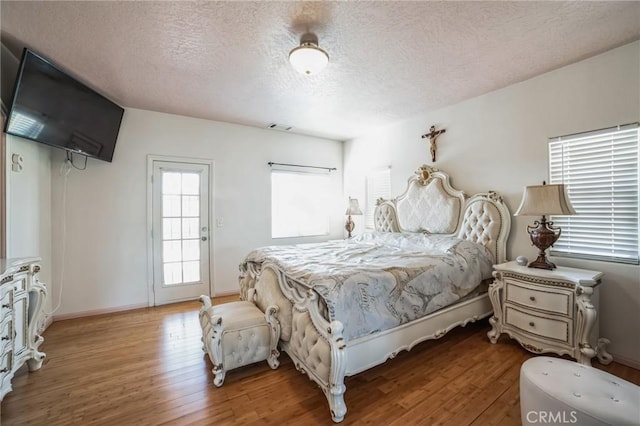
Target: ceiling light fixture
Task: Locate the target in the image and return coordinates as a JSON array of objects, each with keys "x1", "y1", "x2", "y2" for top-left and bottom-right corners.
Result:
[{"x1": 289, "y1": 33, "x2": 329, "y2": 75}]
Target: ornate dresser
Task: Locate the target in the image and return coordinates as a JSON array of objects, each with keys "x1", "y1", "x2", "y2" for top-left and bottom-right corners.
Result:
[{"x1": 0, "y1": 258, "x2": 47, "y2": 402}]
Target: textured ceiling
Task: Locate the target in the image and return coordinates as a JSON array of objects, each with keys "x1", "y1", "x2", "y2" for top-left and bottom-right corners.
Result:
[{"x1": 1, "y1": 1, "x2": 639, "y2": 141}]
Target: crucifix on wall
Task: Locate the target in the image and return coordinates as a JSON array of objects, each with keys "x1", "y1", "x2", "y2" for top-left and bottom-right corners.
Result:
[{"x1": 421, "y1": 125, "x2": 446, "y2": 162}]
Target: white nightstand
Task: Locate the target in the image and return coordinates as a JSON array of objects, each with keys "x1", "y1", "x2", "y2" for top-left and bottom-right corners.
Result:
[{"x1": 487, "y1": 261, "x2": 612, "y2": 366}]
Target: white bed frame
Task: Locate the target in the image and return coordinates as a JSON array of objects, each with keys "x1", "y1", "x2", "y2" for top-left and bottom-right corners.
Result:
[{"x1": 229, "y1": 165, "x2": 510, "y2": 422}]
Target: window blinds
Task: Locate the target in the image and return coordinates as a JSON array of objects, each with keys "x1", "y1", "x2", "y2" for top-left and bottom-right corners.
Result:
[
  {"x1": 365, "y1": 168, "x2": 391, "y2": 229},
  {"x1": 548, "y1": 123, "x2": 639, "y2": 264}
]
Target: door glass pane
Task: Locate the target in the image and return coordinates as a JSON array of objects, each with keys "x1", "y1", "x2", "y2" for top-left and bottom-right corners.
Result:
[
  {"x1": 182, "y1": 239, "x2": 200, "y2": 261},
  {"x1": 160, "y1": 170, "x2": 203, "y2": 286},
  {"x1": 163, "y1": 218, "x2": 182, "y2": 240},
  {"x1": 163, "y1": 240, "x2": 182, "y2": 263},
  {"x1": 163, "y1": 195, "x2": 181, "y2": 217},
  {"x1": 163, "y1": 172, "x2": 182, "y2": 194},
  {"x1": 163, "y1": 262, "x2": 182, "y2": 285},
  {"x1": 182, "y1": 218, "x2": 199, "y2": 239},
  {"x1": 182, "y1": 196, "x2": 199, "y2": 217},
  {"x1": 183, "y1": 261, "x2": 200, "y2": 283},
  {"x1": 182, "y1": 173, "x2": 200, "y2": 195}
]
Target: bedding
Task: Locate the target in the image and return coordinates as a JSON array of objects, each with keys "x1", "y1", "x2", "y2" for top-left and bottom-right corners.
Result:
[{"x1": 241, "y1": 232, "x2": 493, "y2": 341}]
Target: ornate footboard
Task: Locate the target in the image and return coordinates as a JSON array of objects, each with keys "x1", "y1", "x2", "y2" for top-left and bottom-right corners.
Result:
[
  {"x1": 241, "y1": 260, "x2": 494, "y2": 423},
  {"x1": 241, "y1": 262, "x2": 346, "y2": 420}
]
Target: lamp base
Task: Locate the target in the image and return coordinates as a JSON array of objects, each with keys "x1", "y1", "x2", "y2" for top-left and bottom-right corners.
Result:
[
  {"x1": 528, "y1": 255, "x2": 556, "y2": 270},
  {"x1": 345, "y1": 215, "x2": 354, "y2": 239},
  {"x1": 526, "y1": 215, "x2": 560, "y2": 270}
]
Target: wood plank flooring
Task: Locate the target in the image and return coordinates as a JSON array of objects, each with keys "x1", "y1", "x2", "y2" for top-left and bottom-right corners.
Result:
[{"x1": 2, "y1": 296, "x2": 639, "y2": 425}]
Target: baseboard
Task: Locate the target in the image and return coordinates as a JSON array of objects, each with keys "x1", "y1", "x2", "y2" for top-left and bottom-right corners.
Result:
[
  {"x1": 609, "y1": 352, "x2": 640, "y2": 370},
  {"x1": 214, "y1": 290, "x2": 240, "y2": 298},
  {"x1": 39, "y1": 314, "x2": 54, "y2": 334},
  {"x1": 52, "y1": 302, "x2": 149, "y2": 322},
  {"x1": 52, "y1": 295, "x2": 239, "y2": 322}
]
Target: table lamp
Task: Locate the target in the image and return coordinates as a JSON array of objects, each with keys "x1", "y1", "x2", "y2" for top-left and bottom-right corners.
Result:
[
  {"x1": 345, "y1": 197, "x2": 363, "y2": 238},
  {"x1": 514, "y1": 182, "x2": 576, "y2": 269}
]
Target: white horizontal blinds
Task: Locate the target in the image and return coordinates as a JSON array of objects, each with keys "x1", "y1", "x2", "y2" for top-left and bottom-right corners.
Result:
[
  {"x1": 548, "y1": 123, "x2": 639, "y2": 264},
  {"x1": 365, "y1": 167, "x2": 391, "y2": 229}
]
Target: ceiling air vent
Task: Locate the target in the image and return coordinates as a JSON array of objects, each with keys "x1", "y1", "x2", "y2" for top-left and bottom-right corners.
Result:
[{"x1": 267, "y1": 123, "x2": 293, "y2": 132}]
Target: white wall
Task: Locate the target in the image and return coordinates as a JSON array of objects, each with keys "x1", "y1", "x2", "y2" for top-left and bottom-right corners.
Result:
[
  {"x1": 50, "y1": 109, "x2": 344, "y2": 317},
  {"x1": 6, "y1": 135, "x2": 53, "y2": 322},
  {"x1": 344, "y1": 41, "x2": 640, "y2": 366}
]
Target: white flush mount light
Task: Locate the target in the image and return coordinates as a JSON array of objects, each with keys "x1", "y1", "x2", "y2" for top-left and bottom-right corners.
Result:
[{"x1": 289, "y1": 33, "x2": 329, "y2": 75}]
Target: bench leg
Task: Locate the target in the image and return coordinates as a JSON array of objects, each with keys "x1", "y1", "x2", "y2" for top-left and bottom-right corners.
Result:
[{"x1": 212, "y1": 363, "x2": 226, "y2": 387}]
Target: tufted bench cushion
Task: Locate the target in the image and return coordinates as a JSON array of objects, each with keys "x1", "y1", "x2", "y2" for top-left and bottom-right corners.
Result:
[
  {"x1": 198, "y1": 297, "x2": 280, "y2": 387},
  {"x1": 520, "y1": 356, "x2": 640, "y2": 425}
]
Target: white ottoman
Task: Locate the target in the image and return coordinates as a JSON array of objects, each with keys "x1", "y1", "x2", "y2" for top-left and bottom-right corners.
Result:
[
  {"x1": 198, "y1": 296, "x2": 280, "y2": 386},
  {"x1": 520, "y1": 357, "x2": 640, "y2": 425}
]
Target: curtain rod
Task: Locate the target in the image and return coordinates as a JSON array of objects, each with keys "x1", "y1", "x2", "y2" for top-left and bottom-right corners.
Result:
[{"x1": 268, "y1": 162, "x2": 337, "y2": 172}]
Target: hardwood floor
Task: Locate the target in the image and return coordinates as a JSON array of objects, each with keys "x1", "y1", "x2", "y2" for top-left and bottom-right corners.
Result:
[{"x1": 3, "y1": 297, "x2": 639, "y2": 425}]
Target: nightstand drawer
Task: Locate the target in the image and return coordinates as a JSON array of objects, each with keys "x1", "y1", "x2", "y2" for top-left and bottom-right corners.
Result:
[
  {"x1": 505, "y1": 305, "x2": 570, "y2": 344},
  {"x1": 505, "y1": 280, "x2": 572, "y2": 316}
]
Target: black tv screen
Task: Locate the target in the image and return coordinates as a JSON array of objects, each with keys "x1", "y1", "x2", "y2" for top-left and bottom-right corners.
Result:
[{"x1": 4, "y1": 49, "x2": 124, "y2": 162}]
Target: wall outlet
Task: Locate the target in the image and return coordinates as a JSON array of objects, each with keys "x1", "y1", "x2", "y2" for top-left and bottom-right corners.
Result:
[{"x1": 11, "y1": 153, "x2": 23, "y2": 172}]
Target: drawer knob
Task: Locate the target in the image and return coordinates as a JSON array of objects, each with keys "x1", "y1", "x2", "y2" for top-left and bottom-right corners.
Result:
[
  {"x1": 529, "y1": 296, "x2": 536, "y2": 302},
  {"x1": 529, "y1": 322, "x2": 535, "y2": 327}
]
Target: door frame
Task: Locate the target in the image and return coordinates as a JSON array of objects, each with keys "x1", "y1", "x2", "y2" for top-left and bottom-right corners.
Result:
[
  {"x1": 146, "y1": 154, "x2": 215, "y2": 306},
  {"x1": 0, "y1": 111, "x2": 6, "y2": 258}
]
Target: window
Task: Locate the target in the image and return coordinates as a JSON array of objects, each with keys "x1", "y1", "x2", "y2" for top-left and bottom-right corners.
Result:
[
  {"x1": 271, "y1": 169, "x2": 331, "y2": 238},
  {"x1": 548, "y1": 123, "x2": 639, "y2": 264},
  {"x1": 161, "y1": 171, "x2": 202, "y2": 284},
  {"x1": 365, "y1": 167, "x2": 391, "y2": 229}
]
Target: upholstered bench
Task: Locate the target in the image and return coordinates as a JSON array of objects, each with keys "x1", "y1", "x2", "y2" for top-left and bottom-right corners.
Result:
[
  {"x1": 198, "y1": 295, "x2": 280, "y2": 386},
  {"x1": 520, "y1": 356, "x2": 640, "y2": 425}
]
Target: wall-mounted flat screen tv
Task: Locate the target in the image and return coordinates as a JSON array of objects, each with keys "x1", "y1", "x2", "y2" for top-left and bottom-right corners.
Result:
[{"x1": 4, "y1": 48, "x2": 124, "y2": 162}]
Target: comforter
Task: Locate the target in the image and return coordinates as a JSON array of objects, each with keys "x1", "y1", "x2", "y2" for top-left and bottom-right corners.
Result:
[{"x1": 242, "y1": 232, "x2": 493, "y2": 341}]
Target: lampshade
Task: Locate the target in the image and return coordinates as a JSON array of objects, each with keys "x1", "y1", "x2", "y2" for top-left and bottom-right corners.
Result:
[
  {"x1": 514, "y1": 183, "x2": 576, "y2": 216},
  {"x1": 289, "y1": 38, "x2": 329, "y2": 75},
  {"x1": 345, "y1": 198, "x2": 363, "y2": 215}
]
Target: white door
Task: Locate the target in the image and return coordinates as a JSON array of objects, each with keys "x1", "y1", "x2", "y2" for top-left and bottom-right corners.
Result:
[{"x1": 151, "y1": 160, "x2": 211, "y2": 305}]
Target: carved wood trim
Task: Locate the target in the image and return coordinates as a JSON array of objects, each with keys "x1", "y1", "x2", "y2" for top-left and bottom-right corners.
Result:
[
  {"x1": 500, "y1": 272, "x2": 577, "y2": 289},
  {"x1": 521, "y1": 342, "x2": 544, "y2": 353}
]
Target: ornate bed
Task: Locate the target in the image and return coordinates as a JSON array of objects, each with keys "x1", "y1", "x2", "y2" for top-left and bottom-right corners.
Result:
[{"x1": 203, "y1": 164, "x2": 511, "y2": 423}]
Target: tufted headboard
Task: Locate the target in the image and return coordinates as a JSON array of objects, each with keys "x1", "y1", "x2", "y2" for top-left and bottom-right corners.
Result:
[{"x1": 374, "y1": 165, "x2": 511, "y2": 264}]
